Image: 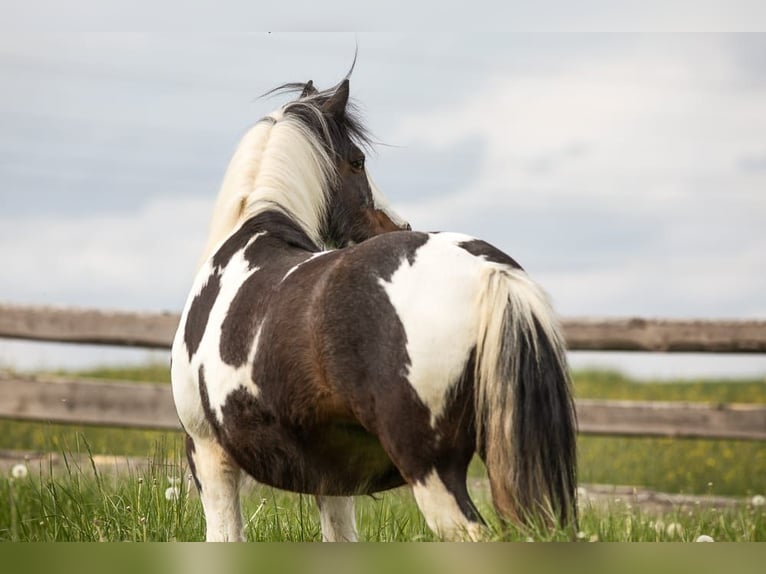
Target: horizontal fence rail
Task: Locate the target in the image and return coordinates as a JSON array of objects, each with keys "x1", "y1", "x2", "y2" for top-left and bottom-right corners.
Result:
[
  {"x1": 1, "y1": 373, "x2": 765, "y2": 440},
  {"x1": 2, "y1": 303, "x2": 766, "y2": 353},
  {"x1": 0, "y1": 304, "x2": 178, "y2": 349},
  {"x1": 1, "y1": 303, "x2": 765, "y2": 442},
  {"x1": 0, "y1": 373, "x2": 179, "y2": 430},
  {"x1": 577, "y1": 398, "x2": 766, "y2": 441}
]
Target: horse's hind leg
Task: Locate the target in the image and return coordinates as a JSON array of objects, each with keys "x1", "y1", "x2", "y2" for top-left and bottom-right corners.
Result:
[
  {"x1": 186, "y1": 434, "x2": 245, "y2": 541},
  {"x1": 372, "y1": 375, "x2": 484, "y2": 540},
  {"x1": 315, "y1": 496, "x2": 358, "y2": 542},
  {"x1": 374, "y1": 407, "x2": 484, "y2": 540},
  {"x1": 411, "y1": 465, "x2": 484, "y2": 541}
]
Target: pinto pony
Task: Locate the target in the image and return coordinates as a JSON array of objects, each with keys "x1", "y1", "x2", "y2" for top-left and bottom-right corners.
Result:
[{"x1": 171, "y1": 80, "x2": 577, "y2": 541}]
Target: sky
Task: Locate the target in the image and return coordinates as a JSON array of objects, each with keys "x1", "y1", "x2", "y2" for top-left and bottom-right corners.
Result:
[{"x1": 1, "y1": 31, "x2": 765, "y2": 378}]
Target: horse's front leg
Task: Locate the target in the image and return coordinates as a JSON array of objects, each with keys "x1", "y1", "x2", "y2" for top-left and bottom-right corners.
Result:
[
  {"x1": 315, "y1": 495, "x2": 358, "y2": 542},
  {"x1": 186, "y1": 434, "x2": 245, "y2": 542}
]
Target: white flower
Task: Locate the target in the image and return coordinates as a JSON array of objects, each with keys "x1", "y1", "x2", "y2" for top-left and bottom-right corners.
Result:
[
  {"x1": 695, "y1": 535, "x2": 714, "y2": 542},
  {"x1": 751, "y1": 494, "x2": 765, "y2": 507},
  {"x1": 666, "y1": 522, "x2": 684, "y2": 537},
  {"x1": 11, "y1": 463, "x2": 28, "y2": 479},
  {"x1": 165, "y1": 486, "x2": 180, "y2": 501},
  {"x1": 167, "y1": 476, "x2": 182, "y2": 486}
]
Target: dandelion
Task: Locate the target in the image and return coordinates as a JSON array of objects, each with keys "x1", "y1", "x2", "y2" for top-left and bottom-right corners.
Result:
[
  {"x1": 165, "y1": 486, "x2": 180, "y2": 501},
  {"x1": 576, "y1": 531, "x2": 588, "y2": 540},
  {"x1": 751, "y1": 494, "x2": 765, "y2": 507},
  {"x1": 167, "y1": 476, "x2": 182, "y2": 486},
  {"x1": 11, "y1": 463, "x2": 28, "y2": 479},
  {"x1": 666, "y1": 522, "x2": 684, "y2": 538},
  {"x1": 695, "y1": 535, "x2": 714, "y2": 542}
]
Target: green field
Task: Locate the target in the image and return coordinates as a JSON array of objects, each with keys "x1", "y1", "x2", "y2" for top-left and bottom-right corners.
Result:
[{"x1": 1, "y1": 366, "x2": 764, "y2": 541}]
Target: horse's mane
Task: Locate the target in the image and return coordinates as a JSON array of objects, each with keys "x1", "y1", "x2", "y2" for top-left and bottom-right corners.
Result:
[
  {"x1": 199, "y1": 81, "x2": 373, "y2": 265},
  {"x1": 268, "y1": 81, "x2": 374, "y2": 152}
]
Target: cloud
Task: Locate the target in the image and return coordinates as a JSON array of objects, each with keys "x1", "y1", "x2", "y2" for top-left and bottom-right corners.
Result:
[
  {"x1": 389, "y1": 37, "x2": 766, "y2": 318},
  {"x1": 0, "y1": 195, "x2": 212, "y2": 310}
]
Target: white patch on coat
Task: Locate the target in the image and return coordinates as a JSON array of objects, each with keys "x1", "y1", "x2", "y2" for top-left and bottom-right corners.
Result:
[
  {"x1": 172, "y1": 255, "x2": 215, "y2": 436},
  {"x1": 378, "y1": 233, "x2": 485, "y2": 426},
  {"x1": 171, "y1": 231, "x2": 267, "y2": 435},
  {"x1": 411, "y1": 469, "x2": 483, "y2": 541}
]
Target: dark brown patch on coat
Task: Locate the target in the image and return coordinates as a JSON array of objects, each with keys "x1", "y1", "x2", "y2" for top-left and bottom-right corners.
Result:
[
  {"x1": 432, "y1": 348, "x2": 485, "y2": 524},
  {"x1": 212, "y1": 211, "x2": 319, "y2": 272},
  {"x1": 219, "y1": 236, "x2": 406, "y2": 494},
  {"x1": 218, "y1": 213, "x2": 320, "y2": 367},
  {"x1": 183, "y1": 272, "x2": 221, "y2": 361},
  {"x1": 368, "y1": 231, "x2": 429, "y2": 281},
  {"x1": 219, "y1": 387, "x2": 403, "y2": 494},
  {"x1": 458, "y1": 239, "x2": 523, "y2": 270},
  {"x1": 310, "y1": 230, "x2": 442, "y2": 486}
]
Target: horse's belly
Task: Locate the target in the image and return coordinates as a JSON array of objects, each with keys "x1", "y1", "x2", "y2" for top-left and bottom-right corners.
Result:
[{"x1": 223, "y1": 421, "x2": 405, "y2": 496}]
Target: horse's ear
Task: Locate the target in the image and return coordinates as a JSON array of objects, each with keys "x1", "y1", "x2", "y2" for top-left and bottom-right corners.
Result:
[
  {"x1": 300, "y1": 80, "x2": 317, "y2": 98},
  {"x1": 323, "y1": 79, "x2": 349, "y2": 118}
]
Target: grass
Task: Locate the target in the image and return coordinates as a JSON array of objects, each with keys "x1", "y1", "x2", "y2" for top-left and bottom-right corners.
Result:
[
  {"x1": 1, "y1": 365, "x2": 765, "y2": 541},
  {"x1": 572, "y1": 369, "x2": 766, "y2": 404},
  {"x1": 2, "y1": 440, "x2": 764, "y2": 542},
  {"x1": 571, "y1": 370, "x2": 766, "y2": 497}
]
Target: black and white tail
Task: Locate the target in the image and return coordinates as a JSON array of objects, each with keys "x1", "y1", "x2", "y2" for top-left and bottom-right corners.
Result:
[{"x1": 474, "y1": 266, "x2": 578, "y2": 530}]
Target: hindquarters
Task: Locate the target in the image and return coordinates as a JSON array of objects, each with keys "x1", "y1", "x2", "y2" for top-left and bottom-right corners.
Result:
[
  {"x1": 319, "y1": 230, "x2": 577, "y2": 536},
  {"x1": 309, "y1": 232, "x2": 491, "y2": 537}
]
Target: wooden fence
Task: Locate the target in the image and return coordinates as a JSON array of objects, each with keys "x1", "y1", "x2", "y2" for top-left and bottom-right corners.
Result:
[{"x1": 1, "y1": 303, "x2": 765, "y2": 441}]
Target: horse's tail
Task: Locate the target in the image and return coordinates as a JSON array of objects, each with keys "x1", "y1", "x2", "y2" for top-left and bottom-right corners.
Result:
[{"x1": 474, "y1": 266, "x2": 578, "y2": 530}]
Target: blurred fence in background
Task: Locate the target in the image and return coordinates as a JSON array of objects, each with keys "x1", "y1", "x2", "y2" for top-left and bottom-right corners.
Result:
[{"x1": 1, "y1": 303, "x2": 765, "y2": 440}]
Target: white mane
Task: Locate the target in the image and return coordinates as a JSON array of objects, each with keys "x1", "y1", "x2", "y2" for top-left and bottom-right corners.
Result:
[{"x1": 199, "y1": 107, "x2": 336, "y2": 265}]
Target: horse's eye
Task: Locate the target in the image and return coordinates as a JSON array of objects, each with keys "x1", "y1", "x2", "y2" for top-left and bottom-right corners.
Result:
[{"x1": 350, "y1": 158, "x2": 365, "y2": 171}]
